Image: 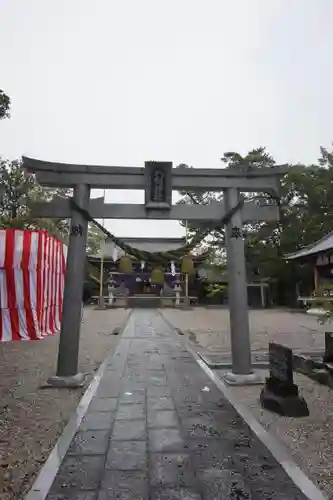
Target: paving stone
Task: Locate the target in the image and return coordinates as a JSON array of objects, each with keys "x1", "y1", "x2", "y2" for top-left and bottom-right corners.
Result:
[
  {"x1": 175, "y1": 400, "x2": 224, "y2": 415},
  {"x1": 119, "y1": 391, "x2": 146, "y2": 405},
  {"x1": 188, "y1": 439, "x2": 238, "y2": 470},
  {"x1": 150, "y1": 488, "x2": 201, "y2": 500},
  {"x1": 116, "y1": 403, "x2": 145, "y2": 420},
  {"x1": 112, "y1": 419, "x2": 146, "y2": 441},
  {"x1": 121, "y1": 382, "x2": 147, "y2": 393},
  {"x1": 172, "y1": 387, "x2": 222, "y2": 404},
  {"x1": 88, "y1": 398, "x2": 118, "y2": 413},
  {"x1": 148, "y1": 396, "x2": 175, "y2": 411},
  {"x1": 147, "y1": 363, "x2": 165, "y2": 370},
  {"x1": 147, "y1": 386, "x2": 172, "y2": 398},
  {"x1": 106, "y1": 440, "x2": 147, "y2": 470},
  {"x1": 148, "y1": 375, "x2": 168, "y2": 387},
  {"x1": 180, "y1": 414, "x2": 224, "y2": 439},
  {"x1": 149, "y1": 453, "x2": 195, "y2": 487},
  {"x1": 47, "y1": 493, "x2": 97, "y2": 500},
  {"x1": 99, "y1": 470, "x2": 148, "y2": 499},
  {"x1": 96, "y1": 384, "x2": 121, "y2": 398},
  {"x1": 149, "y1": 428, "x2": 186, "y2": 452},
  {"x1": 197, "y1": 468, "x2": 252, "y2": 499},
  {"x1": 148, "y1": 410, "x2": 179, "y2": 428},
  {"x1": 81, "y1": 412, "x2": 115, "y2": 431},
  {"x1": 122, "y1": 374, "x2": 146, "y2": 384},
  {"x1": 50, "y1": 455, "x2": 104, "y2": 491},
  {"x1": 148, "y1": 369, "x2": 167, "y2": 377},
  {"x1": 100, "y1": 374, "x2": 123, "y2": 385},
  {"x1": 180, "y1": 412, "x2": 249, "y2": 440},
  {"x1": 250, "y1": 483, "x2": 306, "y2": 500},
  {"x1": 68, "y1": 430, "x2": 110, "y2": 455}
]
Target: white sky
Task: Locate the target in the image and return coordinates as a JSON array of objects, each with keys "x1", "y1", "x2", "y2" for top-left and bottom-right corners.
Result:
[{"x1": 1, "y1": 0, "x2": 333, "y2": 237}]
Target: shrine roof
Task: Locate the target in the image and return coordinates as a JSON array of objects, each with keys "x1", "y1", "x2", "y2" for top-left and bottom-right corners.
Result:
[
  {"x1": 103, "y1": 236, "x2": 186, "y2": 255},
  {"x1": 285, "y1": 231, "x2": 333, "y2": 260}
]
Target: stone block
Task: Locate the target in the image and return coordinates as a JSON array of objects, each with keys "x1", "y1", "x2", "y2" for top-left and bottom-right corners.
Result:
[
  {"x1": 119, "y1": 392, "x2": 146, "y2": 405},
  {"x1": 47, "y1": 493, "x2": 97, "y2": 500},
  {"x1": 116, "y1": 403, "x2": 145, "y2": 420},
  {"x1": 148, "y1": 410, "x2": 179, "y2": 428},
  {"x1": 147, "y1": 396, "x2": 175, "y2": 411},
  {"x1": 260, "y1": 387, "x2": 309, "y2": 417},
  {"x1": 149, "y1": 428, "x2": 185, "y2": 452},
  {"x1": 150, "y1": 488, "x2": 201, "y2": 500},
  {"x1": 99, "y1": 470, "x2": 148, "y2": 499},
  {"x1": 68, "y1": 430, "x2": 110, "y2": 455},
  {"x1": 197, "y1": 468, "x2": 252, "y2": 500},
  {"x1": 106, "y1": 440, "x2": 147, "y2": 470},
  {"x1": 81, "y1": 412, "x2": 115, "y2": 431},
  {"x1": 88, "y1": 398, "x2": 118, "y2": 413},
  {"x1": 149, "y1": 453, "x2": 195, "y2": 487},
  {"x1": 112, "y1": 419, "x2": 146, "y2": 441},
  {"x1": 50, "y1": 455, "x2": 104, "y2": 492}
]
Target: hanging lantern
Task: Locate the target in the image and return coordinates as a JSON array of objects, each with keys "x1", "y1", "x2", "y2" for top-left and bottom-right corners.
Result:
[
  {"x1": 151, "y1": 266, "x2": 164, "y2": 285},
  {"x1": 118, "y1": 255, "x2": 132, "y2": 273},
  {"x1": 181, "y1": 254, "x2": 194, "y2": 275}
]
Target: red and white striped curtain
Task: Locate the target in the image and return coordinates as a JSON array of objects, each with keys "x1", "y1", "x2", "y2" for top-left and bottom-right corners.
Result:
[{"x1": 0, "y1": 229, "x2": 67, "y2": 341}]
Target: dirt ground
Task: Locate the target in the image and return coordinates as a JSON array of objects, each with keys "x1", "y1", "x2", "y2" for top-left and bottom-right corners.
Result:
[
  {"x1": 160, "y1": 307, "x2": 333, "y2": 498},
  {"x1": 0, "y1": 307, "x2": 129, "y2": 500}
]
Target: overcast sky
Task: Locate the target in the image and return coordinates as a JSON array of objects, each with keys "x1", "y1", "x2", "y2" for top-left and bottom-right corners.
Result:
[{"x1": 1, "y1": 0, "x2": 333, "y2": 238}]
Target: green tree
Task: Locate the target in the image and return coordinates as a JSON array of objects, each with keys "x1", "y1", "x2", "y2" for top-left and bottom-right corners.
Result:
[
  {"x1": 87, "y1": 225, "x2": 104, "y2": 255},
  {"x1": 177, "y1": 146, "x2": 333, "y2": 304},
  {"x1": 0, "y1": 89, "x2": 11, "y2": 120},
  {"x1": 176, "y1": 148, "x2": 277, "y2": 260},
  {"x1": 221, "y1": 147, "x2": 276, "y2": 170},
  {"x1": 176, "y1": 163, "x2": 224, "y2": 256},
  {"x1": 0, "y1": 158, "x2": 104, "y2": 254}
]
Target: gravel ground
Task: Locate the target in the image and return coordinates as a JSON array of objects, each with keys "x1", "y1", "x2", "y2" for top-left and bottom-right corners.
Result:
[
  {"x1": 0, "y1": 307, "x2": 129, "y2": 500},
  {"x1": 161, "y1": 307, "x2": 329, "y2": 354},
  {"x1": 227, "y1": 371, "x2": 333, "y2": 499},
  {"x1": 160, "y1": 308, "x2": 333, "y2": 498}
]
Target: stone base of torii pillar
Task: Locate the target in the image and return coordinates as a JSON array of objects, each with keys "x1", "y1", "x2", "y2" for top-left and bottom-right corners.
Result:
[
  {"x1": 43, "y1": 373, "x2": 86, "y2": 389},
  {"x1": 221, "y1": 371, "x2": 263, "y2": 386}
]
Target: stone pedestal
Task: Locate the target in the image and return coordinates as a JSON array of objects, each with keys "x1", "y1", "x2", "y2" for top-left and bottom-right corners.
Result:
[
  {"x1": 43, "y1": 373, "x2": 86, "y2": 389},
  {"x1": 222, "y1": 371, "x2": 263, "y2": 386},
  {"x1": 260, "y1": 377, "x2": 309, "y2": 417}
]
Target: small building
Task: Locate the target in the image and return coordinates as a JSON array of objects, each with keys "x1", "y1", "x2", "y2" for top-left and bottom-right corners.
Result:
[
  {"x1": 197, "y1": 266, "x2": 271, "y2": 308},
  {"x1": 285, "y1": 231, "x2": 333, "y2": 306}
]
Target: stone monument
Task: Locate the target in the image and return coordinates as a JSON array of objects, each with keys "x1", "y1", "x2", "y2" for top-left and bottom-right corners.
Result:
[{"x1": 260, "y1": 342, "x2": 309, "y2": 417}]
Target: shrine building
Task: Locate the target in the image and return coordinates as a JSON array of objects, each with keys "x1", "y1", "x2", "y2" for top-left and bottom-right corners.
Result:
[{"x1": 87, "y1": 236, "x2": 206, "y2": 301}]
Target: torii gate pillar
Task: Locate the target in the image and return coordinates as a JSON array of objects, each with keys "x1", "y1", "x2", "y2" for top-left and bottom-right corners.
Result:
[
  {"x1": 47, "y1": 183, "x2": 90, "y2": 387},
  {"x1": 224, "y1": 188, "x2": 260, "y2": 384}
]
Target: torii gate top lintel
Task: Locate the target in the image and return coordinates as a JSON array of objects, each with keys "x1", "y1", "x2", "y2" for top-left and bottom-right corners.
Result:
[{"x1": 23, "y1": 156, "x2": 288, "y2": 192}]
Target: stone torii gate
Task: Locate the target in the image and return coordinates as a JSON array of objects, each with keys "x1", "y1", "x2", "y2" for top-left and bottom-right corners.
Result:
[{"x1": 23, "y1": 157, "x2": 286, "y2": 387}]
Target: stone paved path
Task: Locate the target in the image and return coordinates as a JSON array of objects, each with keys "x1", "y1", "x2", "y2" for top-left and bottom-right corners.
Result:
[{"x1": 46, "y1": 310, "x2": 308, "y2": 499}]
